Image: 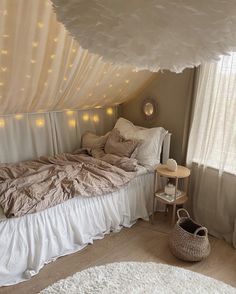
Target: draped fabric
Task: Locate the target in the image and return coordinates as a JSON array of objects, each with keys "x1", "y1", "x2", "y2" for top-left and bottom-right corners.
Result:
[
  {"x1": 0, "y1": 0, "x2": 153, "y2": 115},
  {"x1": 0, "y1": 0, "x2": 153, "y2": 163},
  {"x1": 0, "y1": 107, "x2": 117, "y2": 163},
  {"x1": 187, "y1": 54, "x2": 236, "y2": 248}
]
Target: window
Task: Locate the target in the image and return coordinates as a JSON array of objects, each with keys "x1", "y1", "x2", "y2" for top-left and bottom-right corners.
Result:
[{"x1": 187, "y1": 53, "x2": 236, "y2": 174}]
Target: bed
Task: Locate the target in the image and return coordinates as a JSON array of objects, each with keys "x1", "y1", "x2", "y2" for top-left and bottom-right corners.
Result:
[{"x1": 0, "y1": 119, "x2": 171, "y2": 286}]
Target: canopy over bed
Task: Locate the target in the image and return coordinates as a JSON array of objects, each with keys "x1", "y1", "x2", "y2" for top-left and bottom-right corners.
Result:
[
  {"x1": 0, "y1": 0, "x2": 154, "y2": 162},
  {"x1": 0, "y1": 0, "x2": 153, "y2": 116}
]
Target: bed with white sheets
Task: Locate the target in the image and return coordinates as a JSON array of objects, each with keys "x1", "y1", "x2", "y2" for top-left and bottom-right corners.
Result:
[{"x1": 0, "y1": 118, "x2": 171, "y2": 286}]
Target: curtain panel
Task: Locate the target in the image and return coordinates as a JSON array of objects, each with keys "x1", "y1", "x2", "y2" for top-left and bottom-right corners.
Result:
[
  {"x1": 187, "y1": 54, "x2": 236, "y2": 248},
  {"x1": 0, "y1": 0, "x2": 152, "y2": 115},
  {"x1": 0, "y1": 107, "x2": 117, "y2": 163}
]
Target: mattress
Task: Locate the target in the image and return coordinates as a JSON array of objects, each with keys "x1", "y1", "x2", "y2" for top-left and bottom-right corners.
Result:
[{"x1": 0, "y1": 168, "x2": 155, "y2": 286}]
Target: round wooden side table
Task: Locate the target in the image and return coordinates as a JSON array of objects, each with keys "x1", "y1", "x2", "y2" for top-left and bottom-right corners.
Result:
[{"x1": 153, "y1": 164, "x2": 190, "y2": 225}]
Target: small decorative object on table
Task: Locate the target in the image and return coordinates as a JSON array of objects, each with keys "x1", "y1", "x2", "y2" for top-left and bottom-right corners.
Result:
[
  {"x1": 169, "y1": 209, "x2": 211, "y2": 261},
  {"x1": 164, "y1": 183, "x2": 175, "y2": 195},
  {"x1": 166, "y1": 158, "x2": 177, "y2": 172},
  {"x1": 153, "y1": 163, "x2": 190, "y2": 225}
]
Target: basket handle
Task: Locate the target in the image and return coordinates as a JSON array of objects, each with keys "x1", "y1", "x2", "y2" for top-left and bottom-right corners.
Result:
[
  {"x1": 177, "y1": 208, "x2": 190, "y2": 220},
  {"x1": 194, "y1": 227, "x2": 208, "y2": 237}
]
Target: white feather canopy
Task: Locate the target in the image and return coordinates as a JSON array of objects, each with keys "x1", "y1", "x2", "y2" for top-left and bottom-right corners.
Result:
[{"x1": 51, "y1": 0, "x2": 236, "y2": 73}]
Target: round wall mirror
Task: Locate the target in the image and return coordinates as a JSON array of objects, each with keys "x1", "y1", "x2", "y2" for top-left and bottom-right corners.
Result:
[{"x1": 142, "y1": 98, "x2": 157, "y2": 120}]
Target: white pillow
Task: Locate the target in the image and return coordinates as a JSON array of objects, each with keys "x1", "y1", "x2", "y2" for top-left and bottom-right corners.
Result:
[{"x1": 115, "y1": 118, "x2": 167, "y2": 167}]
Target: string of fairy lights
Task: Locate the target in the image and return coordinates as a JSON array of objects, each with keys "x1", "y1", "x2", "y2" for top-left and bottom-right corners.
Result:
[
  {"x1": 0, "y1": 107, "x2": 115, "y2": 129},
  {"x1": 0, "y1": 1, "x2": 150, "y2": 130}
]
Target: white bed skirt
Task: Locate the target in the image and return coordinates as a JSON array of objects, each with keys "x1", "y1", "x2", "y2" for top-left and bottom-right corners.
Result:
[{"x1": 0, "y1": 172, "x2": 154, "y2": 286}]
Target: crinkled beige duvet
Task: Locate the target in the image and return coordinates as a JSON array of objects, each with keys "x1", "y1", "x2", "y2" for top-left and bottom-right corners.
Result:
[{"x1": 0, "y1": 152, "x2": 136, "y2": 218}]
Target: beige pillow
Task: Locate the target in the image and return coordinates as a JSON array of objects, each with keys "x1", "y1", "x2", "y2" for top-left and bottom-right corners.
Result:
[
  {"x1": 105, "y1": 128, "x2": 139, "y2": 158},
  {"x1": 81, "y1": 132, "x2": 110, "y2": 151}
]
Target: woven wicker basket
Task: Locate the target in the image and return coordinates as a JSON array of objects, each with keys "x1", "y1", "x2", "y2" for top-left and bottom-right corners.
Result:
[{"x1": 169, "y1": 209, "x2": 210, "y2": 261}]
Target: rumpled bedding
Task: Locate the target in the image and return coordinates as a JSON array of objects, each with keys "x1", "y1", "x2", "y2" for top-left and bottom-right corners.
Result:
[{"x1": 0, "y1": 151, "x2": 137, "y2": 218}]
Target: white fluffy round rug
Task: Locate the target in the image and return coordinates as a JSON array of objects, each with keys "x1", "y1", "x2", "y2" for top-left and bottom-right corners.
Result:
[{"x1": 40, "y1": 262, "x2": 236, "y2": 294}]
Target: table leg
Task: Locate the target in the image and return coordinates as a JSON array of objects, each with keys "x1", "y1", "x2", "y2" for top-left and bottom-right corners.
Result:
[
  {"x1": 152, "y1": 172, "x2": 157, "y2": 224},
  {"x1": 152, "y1": 195, "x2": 155, "y2": 224},
  {"x1": 165, "y1": 204, "x2": 168, "y2": 216},
  {"x1": 172, "y1": 204, "x2": 176, "y2": 226}
]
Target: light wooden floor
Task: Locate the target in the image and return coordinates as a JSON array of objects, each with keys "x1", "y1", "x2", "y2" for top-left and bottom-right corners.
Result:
[{"x1": 1, "y1": 213, "x2": 236, "y2": 294}]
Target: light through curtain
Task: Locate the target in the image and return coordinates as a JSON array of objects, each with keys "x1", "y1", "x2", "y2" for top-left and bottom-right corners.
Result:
[
  {"x1": 0, "y1": 0, "x2": 153, "y2": 115},
  {"x1": 187, "y1": 53, "x2": 236, "y2": 174},
  {"x1": 187, "y1": 53, "x2": 236, "y2": 248},
  {"x1": 0, "y1": 107, "x2": 118, "y2": 163},
  {"x1": 0, "y1": 0, "x2": 152, "y2": 163}
]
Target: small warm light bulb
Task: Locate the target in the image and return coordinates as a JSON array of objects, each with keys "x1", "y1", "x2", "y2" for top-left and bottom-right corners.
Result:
[
  {"x1": 38, "y1": 22, "x2": 44, "y2": 28},
  {"x1": 66, "y1": 110, "x2": 74, "y2": 116},
  {"x1": 106, "y1": 107, "x2": 113, "y2": 115},
  {"x1": 31, "y1": 59, "x2": 36, "y2": 64},
  {"x1": 82, "y1": 113, "x2": 89, "y2": 122},
  {"x1": 92, "y1": 114, "x2": 99, "y2": 123},
  {"x1": 68, "y1": 119, "x2": 76, "y2": 128},
  {"x1": 1, "y1": 50, "x2": 8, "y2": 55},
  {"x1": 95, "y1": 105, "x2": 102, "y2": 109},
  {"x1": 69, "y1": 64, "x2": 73, "y2": 68},
  {"x1": 1, "y1": 67, "x2": 7, "y2": 72},
  {"x1": 50, "y1": 54, "x2": 55, "y2": 59},
  {"x1": 125, "y1": 80, "x2": 130, "y2": 84},
  {"x1": 53, "y1": 37, "x2": 58, "y2": 42},
  {"x1": 0, "y1": 119, "x2": 5, "y2": 128},
  {"x1": 15, "y1": 114, "x2": 24, "y2": 120},
  {"x1": 72, "y1": 48, "x2": 76, "y2": 53},
  {"x1": 63, "y1": 77, "x2": 67, "y2": 81},
  {"x1": 48, "y1": 69, "x2": 52, "y2": 73},
  {"x1": 32, "y1": 42, "x2": 38, "y2": 47},
  {"x1": 36, "y1": 119, "x2": 45, "y2": 127}
]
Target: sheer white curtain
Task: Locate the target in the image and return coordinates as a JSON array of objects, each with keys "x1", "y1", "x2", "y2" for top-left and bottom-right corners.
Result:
[
  {"x1": 0, "y1": 107, "x2": 117, "y2": 163},
  {"x1": 0, "y1": 0, "x2": 152, "y2": 164},
  {"x1": 0, "y1": 0, "x2": 152, "y2": 115},
  {"x1": 187, "y1": 54, "x2": 236, "y2": 248}
]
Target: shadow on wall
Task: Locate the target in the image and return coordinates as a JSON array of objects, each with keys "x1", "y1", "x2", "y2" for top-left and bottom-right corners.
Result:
[{"x1": 119, "y1": 68, "x2": 196, "y2": 165}]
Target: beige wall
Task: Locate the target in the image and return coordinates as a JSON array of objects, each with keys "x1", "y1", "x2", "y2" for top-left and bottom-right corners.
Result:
[{"x1": 120, "y1": 68, "x2": 195, "y2": 164}]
